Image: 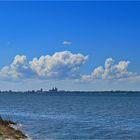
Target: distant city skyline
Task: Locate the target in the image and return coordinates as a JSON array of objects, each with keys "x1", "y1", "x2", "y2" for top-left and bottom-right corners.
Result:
[{"x1": 0, "y1": 1, "x2": 140, "y2": 91}]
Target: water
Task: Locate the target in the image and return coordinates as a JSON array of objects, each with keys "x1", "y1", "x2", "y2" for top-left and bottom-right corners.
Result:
[{"x1": 0, "y1": 93, "x2": 140, "y2": 140}]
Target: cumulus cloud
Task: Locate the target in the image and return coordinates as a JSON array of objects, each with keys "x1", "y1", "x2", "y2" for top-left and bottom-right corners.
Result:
[
  {"x1": 29, "y1": 51, "x2": 88, "y2": 79},
  {"x1": 0, "y1": 55, "x2": 28, "y2": 78},
  {"x1": 82, "y1": 58, "x2": 135, "y2": 81},
  {"x1": 92, "y1": 66, "x2": 104, "y2": 79},
  {"x1": 0, "y1": 51, "x2": 88, "y2": 80},
  {"x1": 0, "y1": 52, "x2": 139, "y2": 83},
  {"x1": 62, "y1": 41, "x2": 72, "y2": 45}
]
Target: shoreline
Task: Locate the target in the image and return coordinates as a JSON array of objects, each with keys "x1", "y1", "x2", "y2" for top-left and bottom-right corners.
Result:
[
  {"x1": 0, "y1": 91, "x2": 140, "y2": 95},
  {"x1": 0, "y1": 117, "x2": 28, "y2": 140}
]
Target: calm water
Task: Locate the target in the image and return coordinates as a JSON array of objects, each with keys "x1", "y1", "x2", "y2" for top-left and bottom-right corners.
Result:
[{"x1": 0, "y1": 93, "x2": 140, "y2": 140}]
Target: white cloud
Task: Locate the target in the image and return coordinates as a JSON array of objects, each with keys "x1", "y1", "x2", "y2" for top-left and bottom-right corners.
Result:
[
  {"x1": 104, "y1": 58, "x2": 114, "y2": 69},
  {"x1": 13, "y1": 55, "x2": 27, "y2": 65},
  {"x1": 29, "y1": 51, "x2": 88, "y2": 79},
  {"x1": 0, "y1": 55, "x2": 28, "y2": 78},
  {"x1": 82, "y1": 58, "x2": 136, "y2": 81},
  {"x1": 92, "y1": 66, "x2": 104, "y2": 79},
  {"x1": 62, "y1": 41, "x2": 72, "y2": 45},
  {"x1": 0, "y1": 51, "x2": 88, "y2": 80},
  {"x1": 0, "y1": 53, "x2": 139, "y2": 83}
]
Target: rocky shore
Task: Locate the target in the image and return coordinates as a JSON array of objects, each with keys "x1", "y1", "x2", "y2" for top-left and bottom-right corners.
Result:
[{"x1": 0, "y1": 117, "x2": 28, "y2": 140}]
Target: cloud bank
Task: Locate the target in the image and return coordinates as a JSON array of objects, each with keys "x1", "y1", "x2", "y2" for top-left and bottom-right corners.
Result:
[
  {"x1": 0, "y1": 51, "x2": 88, "y2": 80},
  {"x1": 82, "y1": 58, "x2": 136, "y2": 81},
  {"x1": 0, "y1": 51, "x2": 139, "y2": 83}
]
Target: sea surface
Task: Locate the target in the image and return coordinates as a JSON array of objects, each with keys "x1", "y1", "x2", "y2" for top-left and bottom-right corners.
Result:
[{"x1": 0, "y1": 92, "x2": 140, "y2": 140}]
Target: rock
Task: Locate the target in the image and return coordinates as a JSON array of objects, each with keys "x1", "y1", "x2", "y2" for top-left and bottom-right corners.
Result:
[{"x1": 0, "y1": 117, "x2": 28, "y2": 140}]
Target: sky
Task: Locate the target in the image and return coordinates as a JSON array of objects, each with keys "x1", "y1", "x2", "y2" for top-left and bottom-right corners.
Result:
[{"x1": 0, "y1": 1, "x2": 140, "y2": 91}]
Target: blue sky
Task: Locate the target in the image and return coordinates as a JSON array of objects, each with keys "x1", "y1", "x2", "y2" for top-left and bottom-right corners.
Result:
[{"x1": 0, "y1": 1, "x2": 140, "y2": 91}]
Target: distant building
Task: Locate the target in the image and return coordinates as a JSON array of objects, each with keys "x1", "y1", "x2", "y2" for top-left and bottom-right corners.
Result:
[
  {"x1": 36, "y1": 88, "x2": 43, "y2": 93},
  {"x1": 40, "y1": 88, "x2": 43, "y2": 92},
  {"x1": 49, "y1": 87, "x2": 58, "y2": 93}
]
